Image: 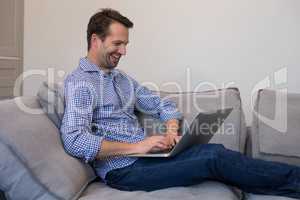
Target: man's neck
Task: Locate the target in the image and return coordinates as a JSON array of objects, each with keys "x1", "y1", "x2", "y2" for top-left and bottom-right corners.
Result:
[{"x1": 86, "y1": 52, "x2": 111, "y2": 73}]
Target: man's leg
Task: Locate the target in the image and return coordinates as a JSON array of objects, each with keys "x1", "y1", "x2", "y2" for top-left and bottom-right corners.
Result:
[{"x1": 105, "y1": 144, "x2": 300, "y2": 198}]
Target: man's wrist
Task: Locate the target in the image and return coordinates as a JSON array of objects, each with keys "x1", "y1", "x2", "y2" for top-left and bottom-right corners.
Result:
[
  {"x1": 165, "y1": 129, "x2": 178, "y2": 135},
  {"x1": 165, "y1": 119, "x2": 180, "y2": 135},
  {"x1": 130, "y1": 142, "x2": 142, "y2": 154}
]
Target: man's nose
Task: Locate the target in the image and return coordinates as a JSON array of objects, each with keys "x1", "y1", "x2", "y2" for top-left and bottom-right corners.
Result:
[{"x1": 118, "y1": 45, "x2": 126, "y2": 56}]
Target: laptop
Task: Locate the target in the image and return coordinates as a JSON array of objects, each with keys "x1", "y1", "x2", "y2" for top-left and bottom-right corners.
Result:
[{"x1": 127, "y1": 108, "x2": 233, "y2": 157}]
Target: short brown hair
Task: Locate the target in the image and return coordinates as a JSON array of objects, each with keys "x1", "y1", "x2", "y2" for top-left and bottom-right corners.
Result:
[{"x1": 87, "y1": 8, "x2": 133, "y2": 50}]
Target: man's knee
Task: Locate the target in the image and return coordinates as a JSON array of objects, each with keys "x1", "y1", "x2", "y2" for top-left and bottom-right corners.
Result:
[
  {"x1": 205, "y1": 143, "x2": 225, "y2": 151},
  {"x1": 203, "y1": 144, "x2": 226, "y2": 160},
  {"x1": 186, "y1": 143, "x2": 226, "y2": 160}
]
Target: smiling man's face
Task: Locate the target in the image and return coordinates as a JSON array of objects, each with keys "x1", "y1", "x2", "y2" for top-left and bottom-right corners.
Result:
[{"x1": 94, "y1": 22, "x2": 129, "y2": 70}]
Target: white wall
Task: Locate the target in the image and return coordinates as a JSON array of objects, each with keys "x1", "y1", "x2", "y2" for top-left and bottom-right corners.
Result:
[{"x1": 23, "y1": 0, "x2": 300, "y2": 123}]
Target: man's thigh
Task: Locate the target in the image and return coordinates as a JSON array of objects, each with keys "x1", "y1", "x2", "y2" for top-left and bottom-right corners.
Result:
[{"x1": 106, "y1": 143, "x2": 224, "y2": 191}]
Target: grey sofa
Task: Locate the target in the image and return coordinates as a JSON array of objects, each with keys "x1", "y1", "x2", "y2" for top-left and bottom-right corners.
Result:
[{"x1": 0, "y1": 85, "x2": 299, "y2": 200}]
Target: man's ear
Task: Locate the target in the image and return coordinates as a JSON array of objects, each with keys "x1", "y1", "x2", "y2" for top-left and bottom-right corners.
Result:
[{"x1": 91, "y1": 33, "x2": 102, "y2": 49}]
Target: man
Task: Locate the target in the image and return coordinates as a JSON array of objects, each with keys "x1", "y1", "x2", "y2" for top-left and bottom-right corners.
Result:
[{"x1": 60, "y1": 8, "x2": 300, "y2": 198}]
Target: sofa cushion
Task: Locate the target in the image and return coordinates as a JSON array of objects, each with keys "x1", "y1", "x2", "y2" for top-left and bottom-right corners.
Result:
[
  {"x1": 251, "y1": 89, "x2": 300, "y2": 166},
  {"x1": 0, "y1": 141, "x2": 56, "y2": 199},
  {"x1": 79, "y1": 181, "x2": 241, "y2": 200},
  {"x1": 0, "y1": 97, "x2": 96, "y2": 200},
  {"x1": 137, "y1": 88, "x2": 247, "y2": 153}
]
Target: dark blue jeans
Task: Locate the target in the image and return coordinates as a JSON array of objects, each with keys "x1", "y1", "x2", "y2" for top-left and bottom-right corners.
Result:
[{"x1": 105, "y1": 144, "x2": 300, "y2": 199}]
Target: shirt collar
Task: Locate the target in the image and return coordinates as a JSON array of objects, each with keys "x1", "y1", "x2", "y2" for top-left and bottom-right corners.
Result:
[{"x1": 79, "y1": 57, "x2": 120, "y2": 78}]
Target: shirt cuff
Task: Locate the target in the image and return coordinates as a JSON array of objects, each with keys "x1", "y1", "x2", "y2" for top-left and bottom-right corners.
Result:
[
  {"x1": 160, "y1": 111, "x2": 183, "y2": 122},
  {"x1": 84, "y1": 134, "x2": 104, "y2": 163}
]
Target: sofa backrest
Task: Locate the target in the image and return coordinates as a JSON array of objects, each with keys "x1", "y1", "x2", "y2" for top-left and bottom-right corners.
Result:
[{"x1": 38, "y1": 82, "x2": 247, "y2": 153}]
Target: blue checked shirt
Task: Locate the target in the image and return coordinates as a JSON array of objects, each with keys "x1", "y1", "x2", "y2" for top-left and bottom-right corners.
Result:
[{"x1": 60, "y1": 57, "x2": 182, "y2": 181}]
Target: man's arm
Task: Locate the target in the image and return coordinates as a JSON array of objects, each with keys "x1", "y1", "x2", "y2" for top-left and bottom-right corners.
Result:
[
  {"x1": 133, "y1": 79, "x2": 182, "y2": 122},
  {"x1": 132, "y1": 79, "x2": 183, "y2": 147},
  {"x1": 96, "y1": 135, "x2": 171, "y2": 159},
  {"x1": 96, "y1": 140, "x2": 139, "y2": 159},
  {"x1": 60, "y1": 80, "x2": 103, "y2": 163}
]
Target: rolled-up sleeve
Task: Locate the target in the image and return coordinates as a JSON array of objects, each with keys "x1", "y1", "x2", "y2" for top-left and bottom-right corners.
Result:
[
  {"x1": 133, "y1": 80, "x2": 182, "y2": 121},
  {"x1": 60, "y1": 79, "x2": 103, "y2": 163}
]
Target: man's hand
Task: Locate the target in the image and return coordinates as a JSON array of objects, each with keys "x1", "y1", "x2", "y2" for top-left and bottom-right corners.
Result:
[
  {"x1": 135, "y1": 133, "x2": 182, "y2": 154},
  {"x1": 165, "y1": 132, "x2": 182, "y2": 148},
  {"x1": 135, "y1": 135, "x2": 171, "y2": 154}
]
